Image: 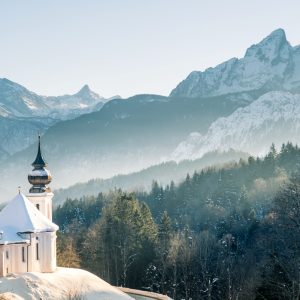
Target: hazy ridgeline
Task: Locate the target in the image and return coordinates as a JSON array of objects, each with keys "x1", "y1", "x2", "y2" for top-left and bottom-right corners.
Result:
[
  {"x1": 53, "y1": 149, "x2": 248, "y2": 206},
  {"x1": 54, "y1": 143, "x2": 300, "y2": 300}
]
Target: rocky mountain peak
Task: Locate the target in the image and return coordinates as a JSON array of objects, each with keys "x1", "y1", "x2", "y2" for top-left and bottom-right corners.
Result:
[
  {"x1": 170, "y1": 28, "x2": 297, "y2": 98},
  {"x1": 76, "y1": 84, "x2": 103, "y2": 100},
  {"x1": 77, "y1": 84, "x2": 91, "y2": 94},
  {"x1": 244, "y1": 28, "x2": 291, "y2": 62}
]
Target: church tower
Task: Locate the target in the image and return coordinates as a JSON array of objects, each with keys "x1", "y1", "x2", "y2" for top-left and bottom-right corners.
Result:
[{"x1": 27, "y1": 135, "x2": 54, "y2": 221}]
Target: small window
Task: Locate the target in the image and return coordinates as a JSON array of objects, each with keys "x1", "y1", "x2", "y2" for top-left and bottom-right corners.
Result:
[
  {"x1": 5, "y1": 250, "x2": 9, "y2": 260},
  {"x1": 22, "y1": 247, "x2": 25, "y2": 262},
  {"x1": 36, "y1": 204, "x2": 40, "y2": 210},
  {"x1": 36, "y1": 243, "x2": 39, "y2": 260}
]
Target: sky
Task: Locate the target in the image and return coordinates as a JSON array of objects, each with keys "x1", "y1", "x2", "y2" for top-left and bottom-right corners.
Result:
[{"x1": 0, "y1": 0, "x2": 300, "y2": 98}]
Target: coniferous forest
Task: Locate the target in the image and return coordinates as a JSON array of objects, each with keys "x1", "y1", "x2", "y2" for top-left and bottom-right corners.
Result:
[{"x1": 54, "y1": 143, "x2": 300, "y2": 300}]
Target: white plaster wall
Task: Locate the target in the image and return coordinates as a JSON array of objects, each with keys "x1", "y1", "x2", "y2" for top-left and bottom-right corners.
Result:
[
  {"x1": 0, "y1": 244, "x2": 28, "y2": 276},
  {"x1": 0, "y1": 232, "x2": 57, "y2": 277},
  {"x1": 27, "y1": 232, "x2": 57, "y2": 273},
  {"x1": 26, "y1": 192, "x2": 54, "y2": 221}
]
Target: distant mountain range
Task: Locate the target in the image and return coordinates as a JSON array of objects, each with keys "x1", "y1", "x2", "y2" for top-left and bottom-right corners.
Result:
[
  {"x1": 0, "y1": 78, "x2": 108, "y2": 119},
  {"x1": 0, "y1": 79, "x2": 119, "y2": 155},
  {"x1": 1, "y1": 28, "x2": 300, "y2": 200}
]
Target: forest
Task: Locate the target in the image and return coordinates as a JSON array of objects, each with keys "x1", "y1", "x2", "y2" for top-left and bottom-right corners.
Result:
[{"x1": 54, "y1": 142, "x2": 300, "y2": 300}]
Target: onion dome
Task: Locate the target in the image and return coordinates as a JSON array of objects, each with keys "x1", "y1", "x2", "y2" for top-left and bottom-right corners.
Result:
[{"x1": 28, "y1": 135, "x2": 52, "y2": 193}]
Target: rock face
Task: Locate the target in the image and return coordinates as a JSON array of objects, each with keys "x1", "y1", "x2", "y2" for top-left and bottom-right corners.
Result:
[
  {"x1": 0, "y1": 267, "x2": 132, "y2": 300},
  {"x1": 171, "y1": 91, "x2": 300, "y2": 161},
  {"x1": 170, "y1": 29, "x2": 300, "y2": 98}
]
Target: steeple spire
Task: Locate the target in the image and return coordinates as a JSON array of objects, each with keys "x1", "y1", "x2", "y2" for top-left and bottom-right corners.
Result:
[
  {"x1": 32, "y1": 135, "x2": 47, "y2": 169},
  {"x1": 28, "y1": 135, "x2": 52, "y2": 194}
]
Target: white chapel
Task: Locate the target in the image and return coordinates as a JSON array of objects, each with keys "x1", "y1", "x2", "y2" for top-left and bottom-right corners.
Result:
[{"x1": 0, "y1": 136, "x2": 58, "y2": 277}]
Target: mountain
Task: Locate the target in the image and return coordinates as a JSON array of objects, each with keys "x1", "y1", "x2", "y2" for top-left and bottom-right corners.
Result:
[
  {"x1": 171, "y1": 91, "x2": 300, "y2": 161},
  {"x1": 0, "y1": 79, "x2": 107, "y2": 157},
  {"x1": 0, "y1": 91, "x2": 248, "y2": 200},
  {"x1": 0, "y1": 79, "x2": 105, "y2": 119},
  {"x1": 0, "y1": 116, "x2": 52, "y2": 158},
  {"x1": 0, "y1": 78, "x2": 49, "y2": 117},
  {"x1": 1, "y1": 28, "x2": 299, "y2": 200},
  {"x1": 45, "y1": 84, "x2": 107, "y2": 119},
  {"x1": 53, "y1": 149, "x2": 248, "y2": 205},
  {"x1": 170, "y1": 29, "x2": 300, "y2": 98}
]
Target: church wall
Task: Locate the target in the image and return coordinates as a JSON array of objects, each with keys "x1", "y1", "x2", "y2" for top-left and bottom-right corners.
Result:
[
  {"x1": 0, "y1": 244, "x2": 28, "y2": 276},
  {"x1": 40, "y1": 232, "x2": 57, "y2": 272},
  {"x1": 26, "y1": 232, "x2": 57, "y2": 273},
  {"x1": 28, "y1": 234, "x2": 42, "y2": 273},
  {"x1": 26, "y1": 192, "x2": 54, "y2": 221},
  {"x1": 0, "y1": 238, "x2": 54, "y2": 276},
  {"x1": 10, "y1": 244, "x2": 28, "y2": 274}
]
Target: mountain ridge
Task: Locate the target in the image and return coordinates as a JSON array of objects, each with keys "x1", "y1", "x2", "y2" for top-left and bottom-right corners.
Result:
[
  {"x1": 0, "y1": 78, "x2": 106, "y2": 119},
  {"x1": 170, "y1": 28, "x2": 300, "y2": 98}
]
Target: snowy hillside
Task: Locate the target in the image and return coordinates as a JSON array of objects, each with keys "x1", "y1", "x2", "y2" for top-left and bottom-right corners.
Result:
[
  {"x1": 170, "y1": 29, "x2": 300, "y2": 98},
  {"x1": 171, "y1": 91, "x2": 300, "y2": 161},
  {"x1": 0, "y1": 79, "x2": 48, "y2": 118},
  {"x1": 0, "y1": 268, "x2": 132, "y2": 300}
]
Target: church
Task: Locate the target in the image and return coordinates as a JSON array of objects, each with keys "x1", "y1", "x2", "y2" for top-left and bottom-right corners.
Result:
[{"x1": 0, "y1": 136, "x2": 58, "y2": 277}]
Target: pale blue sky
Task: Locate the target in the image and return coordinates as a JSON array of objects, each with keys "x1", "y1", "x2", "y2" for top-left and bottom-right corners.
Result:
[{"x1": 0, "y1": 0, "x2": 299, "y2": 98}]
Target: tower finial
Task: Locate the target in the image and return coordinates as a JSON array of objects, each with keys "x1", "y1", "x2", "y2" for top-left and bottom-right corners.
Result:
[
  {"x1": 18, "y1": 186, "x2": 21, "y2": 194},
  {"x1": 32, "y1": 134, "x2": 47, "y2": 169},
  {"x1": 28, "y1": 134, "x2": 52, "y2": 194}
]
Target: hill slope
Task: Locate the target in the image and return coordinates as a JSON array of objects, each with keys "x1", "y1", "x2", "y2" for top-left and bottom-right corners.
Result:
[
  {"x1": 53, "y1": 150, "x2": 248, "y2": 205},
  {"x1": 171, "y1": 91, "x2": 300, "y2": 161},
  {"x1": 0, "y1": 268, "x2": 132, "y2": 300}
]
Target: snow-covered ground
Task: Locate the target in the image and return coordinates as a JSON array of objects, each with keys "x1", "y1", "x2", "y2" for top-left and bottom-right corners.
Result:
[{"x1": 0, "y1": 267, "x2": 132, "y2": 300}]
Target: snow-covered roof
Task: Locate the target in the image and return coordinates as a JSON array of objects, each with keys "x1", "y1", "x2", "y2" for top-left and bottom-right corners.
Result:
[
  {"x1": 0, "y1": 226, "x2": 30, "y2": 245},
  {"x1": 0, "y1": 193, "x2": 58, "y2": 244}
]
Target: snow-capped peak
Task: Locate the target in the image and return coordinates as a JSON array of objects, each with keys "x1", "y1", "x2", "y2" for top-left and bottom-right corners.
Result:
[
  {"x1": 76, "y1": 84, "x2": 103, "y2": 100},
  {"x1": 170, "y1": 29, "x2": 298, "y2": 98},
  {"x1": 244, "y1": 28, "x2": 291, "y2": 62}
]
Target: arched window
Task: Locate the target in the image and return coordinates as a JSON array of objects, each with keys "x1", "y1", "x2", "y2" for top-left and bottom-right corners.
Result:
[{"x1": 36, "y1": 204, "x2": 40, "y2": 210}]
